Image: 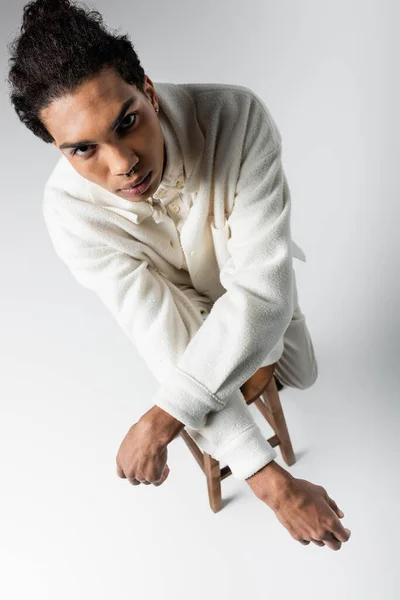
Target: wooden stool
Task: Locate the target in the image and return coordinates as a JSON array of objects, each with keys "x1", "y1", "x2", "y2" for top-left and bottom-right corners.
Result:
[{"x1": 179, "y1": 366, "x2": 296, "y2": 513}]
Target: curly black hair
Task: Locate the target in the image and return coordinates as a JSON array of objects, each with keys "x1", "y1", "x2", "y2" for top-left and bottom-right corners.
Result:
[{"x1": 6, "y1": 0, "x2": 147, "y2": 143}]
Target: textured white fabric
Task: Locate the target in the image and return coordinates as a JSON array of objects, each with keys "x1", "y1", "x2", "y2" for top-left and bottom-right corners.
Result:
[{"x1": 42, "y1": 81, "x2": 308, "y2": 479}]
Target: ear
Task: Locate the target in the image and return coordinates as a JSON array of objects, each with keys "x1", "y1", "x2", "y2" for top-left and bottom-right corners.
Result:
[{"x1": 142, "y1": 75, "x2": 158, "y2": 109}]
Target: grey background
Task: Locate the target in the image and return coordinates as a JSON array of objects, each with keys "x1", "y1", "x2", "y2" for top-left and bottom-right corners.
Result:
[{"x1": 0, "y1": 1, "x2": 398, "y2": 599}]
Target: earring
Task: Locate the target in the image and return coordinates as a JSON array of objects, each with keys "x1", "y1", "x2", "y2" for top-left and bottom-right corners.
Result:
[{"x1": 155, "y1": 107, "x2": 159, "y2": 113}]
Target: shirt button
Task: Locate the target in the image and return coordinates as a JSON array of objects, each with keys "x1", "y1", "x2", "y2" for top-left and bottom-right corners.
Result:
[
  {"x1": 176, "y1": 180, "x2": 184, "y2": 189},
  {"x1": 190, "y1": 250, "x2": 196, "y2": 256}
]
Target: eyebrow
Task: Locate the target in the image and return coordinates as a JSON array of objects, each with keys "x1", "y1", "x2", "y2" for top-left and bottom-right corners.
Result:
[{"x1": 59, "y1": 95, "x2": 138, "y2": 150}]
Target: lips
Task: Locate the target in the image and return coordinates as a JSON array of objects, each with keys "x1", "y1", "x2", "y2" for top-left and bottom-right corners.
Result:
[
  {"x1": 118, "y1": 171, "x2": 153, "y2": 196},
  {"x1": 120, "y1": 172, "x2": 149, "y2": 190}
]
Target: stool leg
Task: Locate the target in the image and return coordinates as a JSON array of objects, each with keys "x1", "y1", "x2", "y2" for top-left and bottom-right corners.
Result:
[
  {"x1": 259, "y1": 378, "x2": 296, "y2": 467},
  {"x1": 203, "y1": 452, "x2": 222, "y2": 513}
]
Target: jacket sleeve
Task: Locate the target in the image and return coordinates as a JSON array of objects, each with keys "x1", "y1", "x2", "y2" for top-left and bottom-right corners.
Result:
[
  {"x1": 42, "y1": 189, "x2": 277, "y2": 480},
  {"x1": 152, "y1": 97, "x2": 294, "y2": 430}
]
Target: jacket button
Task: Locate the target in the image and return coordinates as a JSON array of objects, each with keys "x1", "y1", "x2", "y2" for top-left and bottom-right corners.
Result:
[
  {"x1": 190, "y1": 250, "x2": 196, "y2": 256},
  {"x1": 176, "y1": 180, "x2": 184, "y2": 189},
  {"x1": 171, "y1": 204, "x2": 180, "y2": 213}
]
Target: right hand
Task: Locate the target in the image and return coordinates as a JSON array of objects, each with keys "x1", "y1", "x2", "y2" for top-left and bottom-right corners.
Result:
[
  {"x1": 115, "y1": 419, "x2": 171, "y2": 487},
  {"x1": 246, "y1": 461, "x2": 351, "y2": 550}
]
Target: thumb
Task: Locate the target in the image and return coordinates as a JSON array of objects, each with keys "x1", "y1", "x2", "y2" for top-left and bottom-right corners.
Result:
[
  {"x1": 116, "y1": 464, "x2": 126, "y2": 479},
  {"x1": 153, "y1": 464, "x2": 170, "y2": 487}
]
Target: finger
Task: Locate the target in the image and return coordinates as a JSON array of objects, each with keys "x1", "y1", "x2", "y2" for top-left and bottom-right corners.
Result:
[
  {"x1": 299, "y1": 537, "x2": 325, "y2": 548},
  {"x1": 327, "y1": 496, "x2": 345, "y2": 518},
  {"x1": 311, "y1": 539, "x2": 325, "y2": 547},
  {"x1": 135, "y1": 478, "x2": 150, "y2": 485},
  {"x1": 128, "y1": 477, "x2": 141, "y2": 486},
  {"x1": 326, "y1": 507, "x2": 351, "y2": 543},
  {"x1": 330, "y1": 522, "x2": 352, "y2": 544},
  {"x1": 152, "y1": 465, "x2": 170, "y2": 487},
  {"x1": 319, "y1": 531, "x2": 342, "y2": 551},
  {"x1": 116, "y1": 465, "x2": 126, "y2": 478},
  {"x1": 321, "y1": 499, "x2": 351, "y2": 544},
  {"x1": 152, "y1": 473, "x2": 168, "y2": 486}
]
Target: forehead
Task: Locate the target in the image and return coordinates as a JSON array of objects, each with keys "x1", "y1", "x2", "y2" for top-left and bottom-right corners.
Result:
[{"x1": 42, "y1": 68, "x2": 140, "y2": 139}]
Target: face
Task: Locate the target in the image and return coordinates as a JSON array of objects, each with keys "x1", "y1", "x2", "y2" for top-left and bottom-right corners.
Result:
[{"x1": 40, "y1": 67, "x2": 166, "y2": 201}]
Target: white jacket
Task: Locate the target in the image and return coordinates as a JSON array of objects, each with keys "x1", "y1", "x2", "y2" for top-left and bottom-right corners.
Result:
[{"x1": 42, "y1": 81, "x2": 307, "y2": 480}]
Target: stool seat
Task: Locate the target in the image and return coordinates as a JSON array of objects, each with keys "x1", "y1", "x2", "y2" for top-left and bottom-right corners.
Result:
[
  {"x1": 179, "y1": 363, "x2": 296, "y2": 513},
  {"x1": 240, "y1": 365, "x2": 275, "y2": 404}
]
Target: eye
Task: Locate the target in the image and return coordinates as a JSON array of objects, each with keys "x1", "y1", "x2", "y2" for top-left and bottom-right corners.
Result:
[
  {"x1": 119, "y1": 112, "x2": 137, "y2": 130},
  {"x1": 71, "y1": 112, "x2": 137, "y2": 158},
  {"x1": 72, "y1": 144, "x2": 94, "y2": 158}
]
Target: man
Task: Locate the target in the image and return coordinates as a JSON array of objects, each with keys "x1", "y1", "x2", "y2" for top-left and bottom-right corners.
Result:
[{"x1": 8, "y1": 0, "x2": 351, "y2": 550}]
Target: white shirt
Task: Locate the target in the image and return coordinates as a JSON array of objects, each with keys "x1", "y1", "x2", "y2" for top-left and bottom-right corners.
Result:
[{"x1": 148, "y1": 116, "x2": 192, "y2": 270}]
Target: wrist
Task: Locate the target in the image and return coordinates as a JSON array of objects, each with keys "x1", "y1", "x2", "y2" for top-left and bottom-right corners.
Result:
[
  {"x1": 245, "y1": 460, "x2": 294, "y2": 507},
  {"x1": 142, "y1": 404, "x2": 185, "y2": 446}
]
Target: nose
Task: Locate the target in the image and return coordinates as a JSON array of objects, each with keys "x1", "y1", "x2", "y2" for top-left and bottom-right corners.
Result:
[{"x1": 107, "y1": 143, "x2": 139, "y2": 177}]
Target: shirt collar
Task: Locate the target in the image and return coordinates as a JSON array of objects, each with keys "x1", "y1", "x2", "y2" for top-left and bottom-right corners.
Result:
[
  {"x1": 152, "y1": 116, "x2": 185, "y2": 200},
  {"x1": 140, "y1": 114, "x2": 187, "y2": 224}
]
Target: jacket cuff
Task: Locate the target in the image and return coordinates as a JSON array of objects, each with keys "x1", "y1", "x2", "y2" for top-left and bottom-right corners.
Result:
[
  {"x1": 214, "y1": 423, "x2": 278, "y2": 480},
  {"x1": 153, "y1": 368, "x2": 225, "y2": 430}
]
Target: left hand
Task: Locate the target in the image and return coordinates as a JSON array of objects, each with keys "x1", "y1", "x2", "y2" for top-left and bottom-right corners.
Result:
[{"x1": 116, "y1": 405, "x2": 184, "y2": 487}]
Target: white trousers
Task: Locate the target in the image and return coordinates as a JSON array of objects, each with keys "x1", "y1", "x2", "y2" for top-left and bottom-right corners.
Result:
[
  {"x1": 194, "y1": 265, "x2": 318, "y2": 391},
  {"x1": 259, "y1": 267, "x2": 318, "y2": 390}
]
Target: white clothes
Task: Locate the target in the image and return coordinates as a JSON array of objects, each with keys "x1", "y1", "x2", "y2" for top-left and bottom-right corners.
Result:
[{"x1": 42, "y1": 81, "x2": 312, "y2": 479}]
